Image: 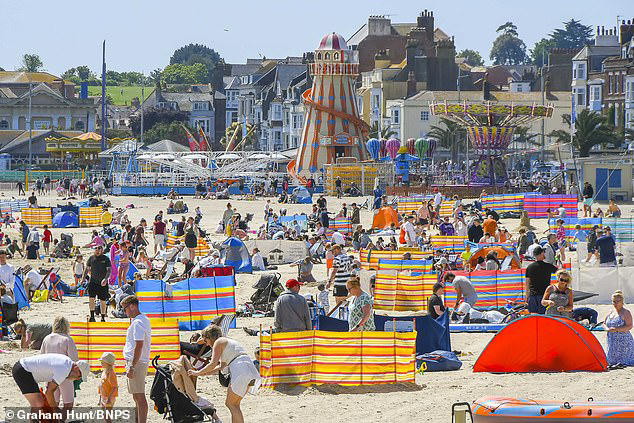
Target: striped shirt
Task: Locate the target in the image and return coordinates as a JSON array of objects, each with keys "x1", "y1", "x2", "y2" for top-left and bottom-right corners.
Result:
[{"x1": 332, "y1": 253, "x2": 352, "y2": 288}]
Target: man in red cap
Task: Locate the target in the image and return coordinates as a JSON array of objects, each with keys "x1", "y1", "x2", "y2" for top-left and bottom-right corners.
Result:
[{"x1": 273, "y1": 279, "x2": 312, "y2": 332}]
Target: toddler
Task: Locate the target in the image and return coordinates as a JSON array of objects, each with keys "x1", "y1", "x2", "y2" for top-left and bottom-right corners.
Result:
[
  {"x1": 98, "y1": 352, "x2": 118, "y2": 423},
  {"x1": 317, "y1": 283, "x2": 329, "y2": 311},
  {"x1": 73, "y1": 254, "x2": 84, "y2": 286}
]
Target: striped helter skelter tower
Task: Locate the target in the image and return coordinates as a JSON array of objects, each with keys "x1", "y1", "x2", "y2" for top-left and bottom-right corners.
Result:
[{"x1": 293, "y1": 32, "x2": 369, "y2": 178}]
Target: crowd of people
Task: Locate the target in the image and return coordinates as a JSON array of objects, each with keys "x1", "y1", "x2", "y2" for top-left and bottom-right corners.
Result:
[{"x1": 1, "y1": 176, "x2": 633, "y2": 422}]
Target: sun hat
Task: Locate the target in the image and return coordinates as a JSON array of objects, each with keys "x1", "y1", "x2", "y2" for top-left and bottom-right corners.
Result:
[
  {"x1": 100, "y1": 352, "x2": 116, "y2": 366},
  {"x1": 76, "y1": 360, "x2": 90, "y2": 382}
]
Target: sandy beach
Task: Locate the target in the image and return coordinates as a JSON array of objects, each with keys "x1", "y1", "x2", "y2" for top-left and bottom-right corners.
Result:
[{"x1": 0, "y1": 189, "x2": 632, "y2": 423}]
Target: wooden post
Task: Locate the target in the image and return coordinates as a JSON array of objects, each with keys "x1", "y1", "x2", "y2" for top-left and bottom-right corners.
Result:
[
  {"x1": 393, "y1": 318, "x2": 397, "y2": 383},
  {"x1": 258, "y1": 323, "x2": 262, "y2": 377}
]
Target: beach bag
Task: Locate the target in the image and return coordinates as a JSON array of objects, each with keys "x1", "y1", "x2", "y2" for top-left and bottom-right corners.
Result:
[
  {"x1": 416, "y1": 350, "x2": 462, "y2": 372},
  {"x1": 218, "y1": 370, "x2": 230, "y2": 387},
  {"x1": 32, "y1": 289, "x2": 49, "y2": 303}
]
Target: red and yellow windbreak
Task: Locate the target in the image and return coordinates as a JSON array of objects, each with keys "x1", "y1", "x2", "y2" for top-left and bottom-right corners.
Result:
[
  {"x1": 359, "y1": 249, "x2": 431, "y2": 270},
  {"x1": 166, "y1": 234, "x2": 211, "y2": 256},
  {"x1": 21, "y1": 207, "x2": 52, "y2": 226},
  {"x1": 79, "y1": 207, "x2": 102, "y2": 227},
  {"x1": 69, "y1": 319, "x2": 180, "y2": 374},
  {"x1": 259, "y1": 330, "x2": 416, "y2": 386},
  {"x1": 374, "y1": 268, "x2": 435, "y2": 312}
]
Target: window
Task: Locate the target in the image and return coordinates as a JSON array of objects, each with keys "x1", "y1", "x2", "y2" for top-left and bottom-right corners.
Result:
[
  {"x1": 193, "y1": 102, "x2": 209, "y2": 111},
  {"x1": 609, "y1": 74, "x2": 614, "y2": 94},
  {"x1": 334, "y1": 52, "x2": 339, "y2": 60},
  {"x1": 325, "y1": 53, "x2": 330, "y2": 60},
  {"x1": 516, "y1": 84, "x2": 523, "y2": 92},
  {"x1": 420, "y1": 111, "x2": 429, "y2": 121},
  {"x1": 283, "y1": 111, "x2": 290, "y2": 126},
  {"x1": 195, "y1": 119, "x2": 209, "y2": 133},
  {"x1": 575, "y1": 88, "x2": 586, "y2": 106},
  {"x1": 577, "y1": 63, "x2": 586, "y2": 79},
  {"x1": 392, "y1": 109, "x2": 400, "y2": 124},
  {"x1": 271, "y1": 104, "x2": 282, "y2": 121},
  {"x1": 292, "y1": 114, "x2": 302, "y2": 129},
  {"x1": 627, "y1": 81, "x2": 634, "y2": 101},
  {"x1": 372, "y1": 94, "x2": 380, "y2": 110},
  {"x1": 231, "y1": 111, "x2": 238, "y2": 123},
  {"x1": 590, "y1": 85, "x2": 601, "y2": 101},
  {"x1": 74, "y1": 121, "x2": 84, "y2": 130},
  {"x1": 0, "y1": 120, "x2": 8, "y2": 129}
]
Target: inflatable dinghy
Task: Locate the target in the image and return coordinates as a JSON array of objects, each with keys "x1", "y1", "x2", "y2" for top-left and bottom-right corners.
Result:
[{"x1": 471, "y1": 397, "x2": 634, "y2": 422}]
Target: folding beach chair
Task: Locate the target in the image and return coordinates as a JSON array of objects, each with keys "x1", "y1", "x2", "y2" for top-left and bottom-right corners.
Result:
[
  {"x1": 31, "y1": 267, "x2": 57, "y2": 302},
  {"x1": 182, "y1": 314, "x2": 236, "y2": 370}
]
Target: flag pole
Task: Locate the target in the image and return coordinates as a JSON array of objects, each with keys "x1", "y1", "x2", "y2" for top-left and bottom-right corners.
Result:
[{"x1": 101, "y1": 40, "x2": 107, "y2": 170}]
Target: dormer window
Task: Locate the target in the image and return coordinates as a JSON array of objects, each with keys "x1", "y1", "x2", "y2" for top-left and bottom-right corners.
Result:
[{"x1": 193, "y1": 101, "x2": 209, "y2": 111}]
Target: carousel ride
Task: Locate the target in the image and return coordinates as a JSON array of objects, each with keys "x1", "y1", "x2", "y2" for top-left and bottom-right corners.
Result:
[{"x1": 429, "y1": 101, "x2": 554, "y2": 185}]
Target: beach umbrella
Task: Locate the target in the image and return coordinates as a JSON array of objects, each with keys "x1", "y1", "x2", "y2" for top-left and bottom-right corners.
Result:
[
  {"x1": 386, "y1": 138, "x2": 401, "y2": 159},
  {"x1": 406, "y1": 138, "x2": 416, "y2": 155},
  {"x1": 426, "y1": 139, "x2": 437, "y2": 158},
  {"x1": 365, "y1": 138, "x2": 380, "y2": 160},
  {"x1": 379, "y1": 138, "x2": 388, "y2": 158},
  {"x1": 414, "y1": 138, "x2": 428, "y2": 159}
]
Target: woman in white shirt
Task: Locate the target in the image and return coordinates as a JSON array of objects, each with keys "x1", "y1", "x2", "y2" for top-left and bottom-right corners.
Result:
[
  {"x1": 40, "y1": 316, "x2": 79, "y2": 410},
  {"x1": 189, "y1": 325, "x2": 260, "y2": 423}
]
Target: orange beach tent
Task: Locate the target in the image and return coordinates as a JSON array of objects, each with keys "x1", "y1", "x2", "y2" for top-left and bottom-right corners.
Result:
[
  {"x1": 468, "y1": 246, "x2": 520, "y2": 270},
  {"x1": 372, "y1": 207, "x2": 399, "y2": 230},
  {"x1": 473, "y1": 315, "x2": 607, "y2": 373}
]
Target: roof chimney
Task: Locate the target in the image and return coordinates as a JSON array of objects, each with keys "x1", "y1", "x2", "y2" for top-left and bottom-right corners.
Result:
[{"x1": 406, "y1": 71, "x2": 417, "y2": 98}]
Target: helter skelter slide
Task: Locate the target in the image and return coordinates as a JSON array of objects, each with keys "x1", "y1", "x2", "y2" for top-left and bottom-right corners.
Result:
[{"x1": 291, "y1": 32, "x2": 369, "y2": 184}]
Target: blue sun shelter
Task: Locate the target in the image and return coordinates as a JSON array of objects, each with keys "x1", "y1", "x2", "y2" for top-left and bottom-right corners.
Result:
[
  {"x1": 221, "y1": 237, "x2": 252, "y2": 273},
  {"x1": 53, "y1": 211, "x2": 78, "y2": 228}
]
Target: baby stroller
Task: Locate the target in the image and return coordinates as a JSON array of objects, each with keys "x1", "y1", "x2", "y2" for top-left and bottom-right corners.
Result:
[
  {"x1": 249, "y1": 273, "x2": 283, "y2": 315},
  {"x1": 150, "y1": 356, "x2": 215, "y2": 423}
]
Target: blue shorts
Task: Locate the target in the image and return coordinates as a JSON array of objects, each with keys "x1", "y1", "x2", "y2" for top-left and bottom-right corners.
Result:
[{"x1": 527, "y1": 295, "x2": 546, "y2": 314}]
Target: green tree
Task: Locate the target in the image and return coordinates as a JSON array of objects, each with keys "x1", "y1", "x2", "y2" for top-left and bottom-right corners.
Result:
[
  {"x1": 456, "y1": 49, "x2": 484, "y2": 66},
  {"x1": 368, "y1": 122, "x2": 396, "y2": 140},
  {"x1": 161, "y1": 63, "x2": 208, "y2": 84},
  {"x1": 428, "y1": 118, "x2": 464, "y2": 163},
  {"x1": 129, "y1": 108, "x2": 189, "y2": 138},
  {"x1": 490, "y1": 22, "x2": 527, "y2": 65},
  {"x1": 513, "y1": 126, "x2": 541, "y2": 148},
  {"x1": 20, "y1": 53, "x2": 44, "y2": 72},
  {"x1": 530, "y1": 38, "x2": 556, "y2": 67},
  {"x1": 550, "y1": 19, "x2": 593, "y2": 49},
  {"x1": 170, "y1": 43, "x2": 224, "y2": 89},
  {"x1": 61, "y1": 68, "x2": 77, "y2": 80},
  {"x1": 142, "y1": 121, "x2": 193, "y2": 146},
  {"x1": 549, "y1": 110, "x2": 619, "y2": 157},
  {"x1": 76, "y1": 65, "x2": 92, "y2": 81}
]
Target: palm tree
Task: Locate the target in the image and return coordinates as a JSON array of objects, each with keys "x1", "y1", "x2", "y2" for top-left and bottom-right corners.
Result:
[
  {"x1": 368, "y1": 122, "x2": 396, "y2": 139},
  {"x1": 428, "y1": 118, "x2": 464, "y2": 163},
  {"x1": 549, "y1": 109, "x2": 619, "y2": 157},
  {"x1": 513, "y1": 126, "x2": 541, "y2": 149}
]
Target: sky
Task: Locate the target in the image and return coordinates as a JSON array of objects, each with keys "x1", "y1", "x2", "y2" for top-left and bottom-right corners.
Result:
[{"x1": 1, "y1": 0, "x2": 631, "y2": 76}]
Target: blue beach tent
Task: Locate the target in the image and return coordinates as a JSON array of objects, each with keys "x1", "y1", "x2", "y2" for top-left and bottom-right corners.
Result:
[
  {"x1": 52, "y1": 211, "x2": 79, "y2": 228},
  {"x1": 221, "y1": 237, "x2": 252, "y2": 273}
]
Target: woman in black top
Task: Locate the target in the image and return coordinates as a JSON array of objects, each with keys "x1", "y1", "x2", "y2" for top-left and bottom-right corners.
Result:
[{"x1": 428, "y1": 282, "x2": 446, "y2": 320}]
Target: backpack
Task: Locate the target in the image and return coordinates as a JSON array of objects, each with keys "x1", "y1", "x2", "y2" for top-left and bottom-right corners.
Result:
[{"x1": 416, "y1": 350, "x2": 462, "y2": 372}]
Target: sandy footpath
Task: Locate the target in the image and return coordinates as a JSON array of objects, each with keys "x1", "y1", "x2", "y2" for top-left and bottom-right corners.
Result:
[{"x1": 0, "y1": 189, "x2": 632, "y2": 423}]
